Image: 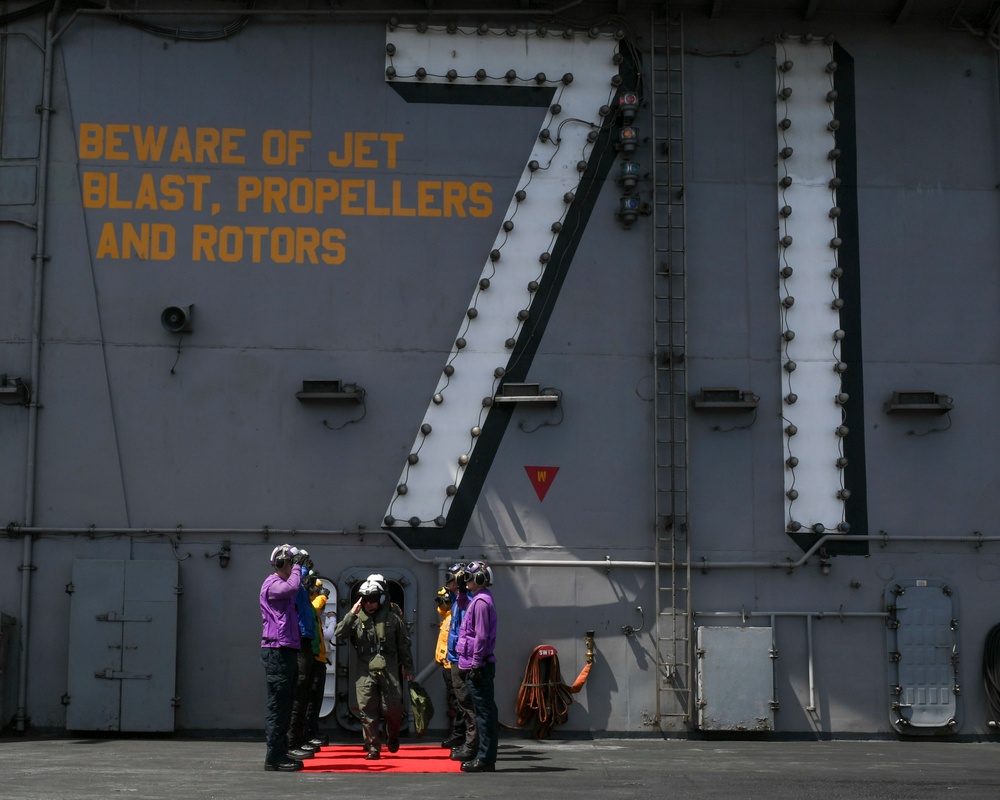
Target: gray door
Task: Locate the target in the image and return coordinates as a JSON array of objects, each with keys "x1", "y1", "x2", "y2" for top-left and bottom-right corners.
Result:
[
  {"x1": 696, "y1": 626, "x2": 775, "y2": 732},
  {"x1": 885, "y1": 578, "x2": 961, "y2": 734},
  {"x1": 66, "y1": 560, "x2": 178, "y2": 732}
]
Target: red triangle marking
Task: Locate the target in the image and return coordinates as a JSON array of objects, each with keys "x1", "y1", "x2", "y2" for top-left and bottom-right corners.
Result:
[{"x1": 525, "y1": 466, "x2": 559, "y2": 502}]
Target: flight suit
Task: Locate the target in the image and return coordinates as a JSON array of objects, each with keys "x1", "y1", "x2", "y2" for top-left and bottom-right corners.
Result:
[{"x1": 335, "y1": 601, "x2": 413, "y2": 752}]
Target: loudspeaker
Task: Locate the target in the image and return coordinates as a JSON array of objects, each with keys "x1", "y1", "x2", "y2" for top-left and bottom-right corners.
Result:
[{"x1": 161, "y1": 304, "x2": 193, "y2": 333}]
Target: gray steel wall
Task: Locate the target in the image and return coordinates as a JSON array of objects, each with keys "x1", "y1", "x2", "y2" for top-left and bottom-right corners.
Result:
[{"x1": 1, "y1": 3, "x2": 999, "y2": 737}]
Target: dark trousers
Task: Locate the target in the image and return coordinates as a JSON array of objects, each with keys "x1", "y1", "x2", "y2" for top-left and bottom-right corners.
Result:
[
  {"x1": 303, "y1": 657, "x2": 327, "y2": 741},
  {"x1": 261, "y1": 646, "x2": 297, "y2": 765},
  {"x1": 287, "y1": 638, "x2": 314, "y2": 748},
  {"x1": 467, "y1": 662, "x2": 498, "y2": 763},
  {"x1": 451, "y1": 663, "x2": 478, "y2": 752},
  {"x1": 442, "y1": 665, "x2": 464, "y2": 737}
]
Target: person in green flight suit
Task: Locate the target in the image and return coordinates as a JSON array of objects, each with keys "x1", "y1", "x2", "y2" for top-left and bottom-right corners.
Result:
[{"x1": 334, "y1": 574, "x2": 414, "y2": 759}]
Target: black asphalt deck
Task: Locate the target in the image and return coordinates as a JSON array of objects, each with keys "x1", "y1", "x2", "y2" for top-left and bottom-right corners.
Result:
[{"x1": 2, "y1": 735, "x2": 1000, "y2": 800}]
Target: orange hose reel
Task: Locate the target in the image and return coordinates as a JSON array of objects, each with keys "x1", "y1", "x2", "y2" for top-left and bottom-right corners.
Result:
[{"x1": 513, "y1": 641, "x2": 593, "y2": 738}]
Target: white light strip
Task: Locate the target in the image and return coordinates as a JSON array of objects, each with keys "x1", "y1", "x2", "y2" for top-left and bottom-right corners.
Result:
[
  {"x1": 776, "y1": 38, "x2": 846, "y2": 534},
  {"x1": 383, "y1": 26, "x2": 621, "y2": 528}
]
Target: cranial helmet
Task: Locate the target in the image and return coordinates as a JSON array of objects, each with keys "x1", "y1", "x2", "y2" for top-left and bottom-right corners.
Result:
[
  {"x1": 358, "y1": 579, "x2": 385, "y2": 604},
  {"x1": 446, "y1": 562, "x2": 465, "y2": 582},
  {"x1": 465, "y1": 560, "x2": 493, "y2": 587},
  {"x1": 270, "y1": 544, "x2": 297, "y2": 568},
  {"x1": 435, "y1": 585, "x2": 453, "y2": 616}
]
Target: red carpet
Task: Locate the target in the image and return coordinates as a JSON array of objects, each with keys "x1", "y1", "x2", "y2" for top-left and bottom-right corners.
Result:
[{"x1": 301, "y1": 744, "x2": 462, "y2": 773}]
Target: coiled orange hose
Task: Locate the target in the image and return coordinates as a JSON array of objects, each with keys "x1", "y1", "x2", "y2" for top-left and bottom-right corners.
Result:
[{"x1": 513, "y1": 644, "x2": 591, "y2": 738}]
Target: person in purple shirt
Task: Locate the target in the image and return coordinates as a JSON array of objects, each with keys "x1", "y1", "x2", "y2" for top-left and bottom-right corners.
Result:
[
  {"x1": 456, "y1": 561, "x2": 498, "y2": 773},
  {"x1": 260, "y1": 544, "x2": 303, "y2": 772}
]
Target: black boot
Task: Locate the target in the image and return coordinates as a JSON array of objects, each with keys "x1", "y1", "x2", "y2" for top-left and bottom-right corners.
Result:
[
  {"x1": 265, "y1": 760, "x2": 304, "y2": 772},
  {"x1": 450, "y1": 747, "x2": 475, "y2": 761},
  {"x1": 461, "y1": 758, "x2": 496, "y2": 773}
]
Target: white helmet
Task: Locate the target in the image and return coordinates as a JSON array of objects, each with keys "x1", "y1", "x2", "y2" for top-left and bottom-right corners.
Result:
[{"x1": 358, "y1": 579, "x2": 385, "y2": 603}]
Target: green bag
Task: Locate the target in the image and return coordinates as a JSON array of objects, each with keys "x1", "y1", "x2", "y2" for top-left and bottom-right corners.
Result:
[{"x1": 408, "y1": 680, "x2": 434, "y2": 737}]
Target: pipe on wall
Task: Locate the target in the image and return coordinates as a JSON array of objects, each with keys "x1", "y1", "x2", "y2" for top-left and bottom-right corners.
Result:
[
  {"x1": 16, "y1": 526, "x2": 1000, "y2": 577},
  {"x1": 10, "y1": 525, "x2": 658, "y2": 570},
  {"x1": 15, "y1": 0, "x2": 60, "y2": 734},
  {"x1": 697, "y1": 533, "x2": 1000, "y2": 571},
  {"x1": 50, "y1": 0, "x2": 588, "y2": 45}
]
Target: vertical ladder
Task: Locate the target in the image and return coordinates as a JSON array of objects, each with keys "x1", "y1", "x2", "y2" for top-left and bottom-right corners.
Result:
[{"x1": 651, "y1": 8, "x2": 692, "y2": 728}]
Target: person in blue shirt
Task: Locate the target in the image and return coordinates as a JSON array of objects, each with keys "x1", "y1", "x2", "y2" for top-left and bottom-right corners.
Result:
[
  {"x1": 456, "y1": 561, "x2": 498, "y2": 773},
  {"x1": 446, "y1": 562, "x2": 478, "y2": 763},
  {"x1": 285, "y1": 549, "x2": 318, "y2": 760}
]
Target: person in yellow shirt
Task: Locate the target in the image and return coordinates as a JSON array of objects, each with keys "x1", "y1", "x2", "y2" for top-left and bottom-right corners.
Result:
[
  {"x1": 435, "y1": 565, "x2": 465, "y2": 749},
  {"x1": 303, "y1": 576, "x2": 332, "y2": 748}
]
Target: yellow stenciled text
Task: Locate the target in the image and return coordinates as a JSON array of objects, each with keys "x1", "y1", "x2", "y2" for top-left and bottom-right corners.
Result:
[
  {"x1": 192, "y1": 225, "x2": 347, "y2": 265},
  {"x1": 82, "y1": 172, "x2": 211, "y2": 211},
  {"x1": 78, "y1": 124, "x2": 496, "y2": 266},
  {"x1": 327, "y1": 132, "x2": 404, "y2": 169},
  {"x1": 79, "y1": 124, "x2": 246, "y2": 164},
  {"x1": 96, "y1": 223, "x2": 176, "y2": 260},
  {"x1": 236, "y1": 176, "x2": 492, "y2": 218}
]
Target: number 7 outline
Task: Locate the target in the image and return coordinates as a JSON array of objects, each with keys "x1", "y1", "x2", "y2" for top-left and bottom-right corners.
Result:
[{"x1": 381, "y1": 25, "x2": 636, "y2": 548}]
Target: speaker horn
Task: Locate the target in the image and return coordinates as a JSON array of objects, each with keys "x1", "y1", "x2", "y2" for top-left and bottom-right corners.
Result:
[{"x1": 161, "y1": 304, "x2": 193, "y2": 333}]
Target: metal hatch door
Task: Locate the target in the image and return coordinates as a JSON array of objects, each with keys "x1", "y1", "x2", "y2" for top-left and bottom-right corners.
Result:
[
  {"x1": 66, "y1": 560, "x2": 179, "y2": 732},
  {"x1": 885, "y1": 578, "x2": 961, "y2": 735},
  {"x1": 696, "y1": 626, "x2": 775, "y2": 732}
]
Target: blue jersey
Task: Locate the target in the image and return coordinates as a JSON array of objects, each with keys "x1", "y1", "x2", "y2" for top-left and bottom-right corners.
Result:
[{"x1": 446, "y1": 589, "x2": 469, "y2": 663}]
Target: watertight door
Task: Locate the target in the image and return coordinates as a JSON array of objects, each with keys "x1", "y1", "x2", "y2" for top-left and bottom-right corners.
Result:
[
  {"x1": 884, "y1": 579, "x2": 960, "y2": 734},
  {"x1": 66, "y1": 559, "x2": 178, "y2": 732},
  {"x1": 696, "y1": 626, "x2": 774, "y2": 732}
]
